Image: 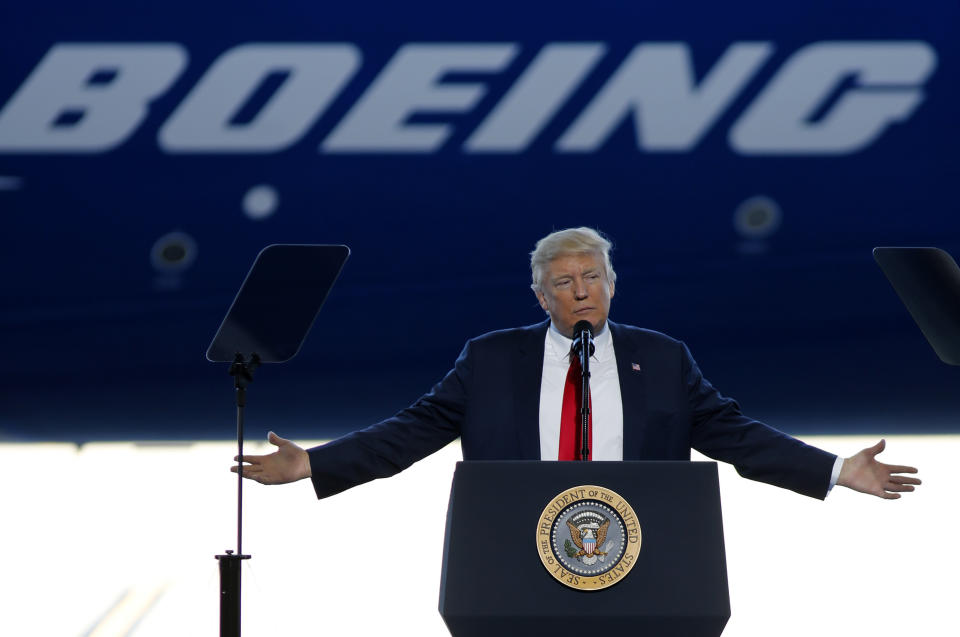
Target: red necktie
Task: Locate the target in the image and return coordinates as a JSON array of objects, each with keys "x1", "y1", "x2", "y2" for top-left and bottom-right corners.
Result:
[{"x1": 558, "y1": 353, "x2": 592, "y2": 460}]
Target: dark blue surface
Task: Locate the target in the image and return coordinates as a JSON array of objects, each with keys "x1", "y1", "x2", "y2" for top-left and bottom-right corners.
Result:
[{"x1": 1, "y1": 1, "x2": 958, "y2": 442}]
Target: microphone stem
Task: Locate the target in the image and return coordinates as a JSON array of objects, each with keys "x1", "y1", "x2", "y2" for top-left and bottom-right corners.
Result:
[{"x1": 580, "y1": 331, "x2": 591, "y2": 461}]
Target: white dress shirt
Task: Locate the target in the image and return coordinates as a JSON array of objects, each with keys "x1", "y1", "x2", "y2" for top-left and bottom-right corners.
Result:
[{"x1": 539, "y1": 321, "x2": 623, "y2": 460}]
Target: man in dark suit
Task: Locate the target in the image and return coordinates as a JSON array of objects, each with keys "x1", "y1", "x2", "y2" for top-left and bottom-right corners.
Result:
[{"x1": 234, "y1": 228, "x2": 920, "y2": 501}]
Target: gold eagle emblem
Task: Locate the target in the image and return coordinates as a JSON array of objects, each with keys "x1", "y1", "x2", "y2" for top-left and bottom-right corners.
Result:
[{"x1": 566, "y1": 517, "x2": 610, "y2": 558}]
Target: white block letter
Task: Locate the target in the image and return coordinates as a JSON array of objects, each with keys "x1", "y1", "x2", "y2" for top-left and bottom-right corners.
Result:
[
  {"x1": 730, "y1": 42, "x2": 937, "y2": 155},
  {"x1": 323, "y1": 43, "x2": 517, "y2": 153},
  {"x1": 556, "y1": 43, "x2": 772, "y2": 152},
  {"x1": 465, "y1": 43, "x2": 606, "y2": 152},
  {"x1": 0, "y1": 44, "x2": 186, "y2": 153},
  {"x1": 159, "y1": 44, "x2": 360, "y2": 152}
]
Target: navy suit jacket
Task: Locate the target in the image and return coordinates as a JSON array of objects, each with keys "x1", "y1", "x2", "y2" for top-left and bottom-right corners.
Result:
[{"x1": 308, "y1": 320, "x2": 837, "y2": 500}]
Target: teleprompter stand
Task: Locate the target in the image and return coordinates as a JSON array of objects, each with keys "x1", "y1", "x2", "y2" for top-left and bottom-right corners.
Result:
[
  {"x1": 213, "y1": 353, "x2": 259, "y2": 637},
  {"x1": 206, "y1": 244, "x2": 350, "y2": 637}
]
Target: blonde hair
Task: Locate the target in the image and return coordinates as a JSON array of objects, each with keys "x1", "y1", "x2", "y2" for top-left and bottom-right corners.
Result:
[{"x1": 530, "y1": 227, "x2": 616, "y2": 292}]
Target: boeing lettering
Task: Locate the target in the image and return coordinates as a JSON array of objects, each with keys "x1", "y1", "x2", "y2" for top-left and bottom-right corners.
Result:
[
  {"x1": 0, "y1": 44, "x2": 186, "y2": 153},
  {"x1": 0, "y1": 40, "x2": 938, "y2": 155}
]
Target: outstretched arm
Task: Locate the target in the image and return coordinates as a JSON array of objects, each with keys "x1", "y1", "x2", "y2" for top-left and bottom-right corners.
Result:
[
  {"x1": 231, "y1": 432, "x2": 312, "y2": 485},
  {"x1": 837, "y1": 439, "x2": 920, "y2": 499}
]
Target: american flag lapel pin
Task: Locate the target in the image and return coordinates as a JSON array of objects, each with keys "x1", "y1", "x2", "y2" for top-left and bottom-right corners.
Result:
[{"x1": 631, "y1": 362, "x2": 641, "y2": 372}]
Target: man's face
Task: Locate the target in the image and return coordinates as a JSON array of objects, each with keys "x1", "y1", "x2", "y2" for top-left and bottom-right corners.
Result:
[{"x1": 535, "y1": 252, "x2": 615, "y2": 338}]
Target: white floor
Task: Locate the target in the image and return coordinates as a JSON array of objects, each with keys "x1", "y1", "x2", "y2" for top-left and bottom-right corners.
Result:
[{"x1": 2, "y1": 434, "x2": 955, "y2": 636}]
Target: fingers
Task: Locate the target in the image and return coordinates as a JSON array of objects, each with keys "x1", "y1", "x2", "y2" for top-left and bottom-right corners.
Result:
[
  {"x1": 865, "y1": 439, "x2": 886, "y2": 457},
  {"x1": 231, "y1": 464, "x2": 272, "y2": 484},
  {"x1": 889, "y1": 475, "x2": 922, "y2": 486},
  {"x1": 883, "y1": 473, "x2": 920, "y2": 494},
  {"x1": 884, "y1": 482, "x2": 915, "y2": 493},
  {"x1": 233, "y1": 432, "x2": 290, "y2": 463},
  {"x1": 879, "y1": 461, "x2": 921, "y2": 496},
  {"x1": 885, "y1": 464, "x2": 919, "y2": 475},
  {"x1": 877, "y1": 473, "x2": 921, "y2": 496},
  {"x1": 230, "y1": 464, "x2": 262, "y2": 475},
  {"x1": 268, "y1": 431, "x2": 289, "y2": 446},
  {"x1": 229, "y1": 433, "x2": 291, "y2": 481}
]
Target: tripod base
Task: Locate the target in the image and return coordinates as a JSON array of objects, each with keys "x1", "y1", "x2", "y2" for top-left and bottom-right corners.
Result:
[{"x1": 215, "y1": 551, "x2": 251, "y2": 637}]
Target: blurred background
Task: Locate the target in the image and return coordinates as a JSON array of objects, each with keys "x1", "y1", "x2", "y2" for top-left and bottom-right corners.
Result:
[
  {"x1": 2, "y1": 0, "x2": 958, "y2": 443},
  {"x1": 1, "y1": 2, "x2": 958, "y2": 634}
]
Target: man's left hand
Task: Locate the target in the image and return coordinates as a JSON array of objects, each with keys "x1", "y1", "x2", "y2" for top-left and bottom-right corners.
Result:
[{"x1": 837, "y1": 439, "x2": 921, "y2": 499}]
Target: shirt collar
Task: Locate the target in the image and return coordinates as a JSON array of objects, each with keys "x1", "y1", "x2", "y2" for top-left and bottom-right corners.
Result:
[{"x1": 545, "y1": 321, "x2": 613, "y2": 363}]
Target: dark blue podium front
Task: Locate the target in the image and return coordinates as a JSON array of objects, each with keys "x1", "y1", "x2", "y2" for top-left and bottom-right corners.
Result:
[{"x1": 439, "y1": 461, "x2": 730, "y2": 636}]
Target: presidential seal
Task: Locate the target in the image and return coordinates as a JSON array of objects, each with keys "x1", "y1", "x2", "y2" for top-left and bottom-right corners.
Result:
[{"x1": 536, "y1": 485, "x2": 641, "y2": 591}]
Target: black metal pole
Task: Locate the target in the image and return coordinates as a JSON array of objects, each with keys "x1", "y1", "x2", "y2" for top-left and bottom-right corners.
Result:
[
  {"x1": 217, "y1": 353, "x2": 258, "y2": 637},
  {"x1": 236, "y1": 383, "x2": 245, "y2": 557},
  {"x1": 215, "y1": 552, "x2": 245, "y2": 636},
  {"x1": 579, "y1": 333, "x2": 591, "y2": 461}
]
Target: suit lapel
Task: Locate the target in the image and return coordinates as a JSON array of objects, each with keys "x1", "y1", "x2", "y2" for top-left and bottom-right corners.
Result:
[
  {"x1": 610, "y1": 321, "x2": 647, "y2": 460},
  {"x1": 514, "y1": 320, "x2": 548, "y2": 459}
]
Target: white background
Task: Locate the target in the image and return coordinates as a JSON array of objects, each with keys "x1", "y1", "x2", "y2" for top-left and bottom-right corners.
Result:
[{"x1": 1, "y1": 435, "x2": 954, "y2": 636}]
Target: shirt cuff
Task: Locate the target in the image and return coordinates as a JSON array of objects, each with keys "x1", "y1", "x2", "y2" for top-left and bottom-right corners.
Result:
[{"x1": 825, "y1": 456, "x2": 844, "y2": 495}]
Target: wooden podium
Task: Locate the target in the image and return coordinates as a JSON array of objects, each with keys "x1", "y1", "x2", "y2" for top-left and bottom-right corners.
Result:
[{"x1": 439, "y1": 461, "x2": 730, "y2": 636}]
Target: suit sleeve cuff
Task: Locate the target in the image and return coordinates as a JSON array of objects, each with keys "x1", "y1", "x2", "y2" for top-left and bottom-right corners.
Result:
[{"x1": 825, "y1": 456, "x2": 844, "y2": 496}]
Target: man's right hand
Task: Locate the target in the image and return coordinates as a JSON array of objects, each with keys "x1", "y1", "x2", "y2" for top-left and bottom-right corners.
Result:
[{"x1": 231, "y1": 431, "x2": 312, "y2": 485}]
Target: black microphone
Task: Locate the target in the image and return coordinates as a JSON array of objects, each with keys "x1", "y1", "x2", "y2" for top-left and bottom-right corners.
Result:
[
  {"x1": 571, "y1": 320, "x2": 594, "y2": 461},
  {"x1": 571, "y1": 320, "x2": 595, "y2": 359}
]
